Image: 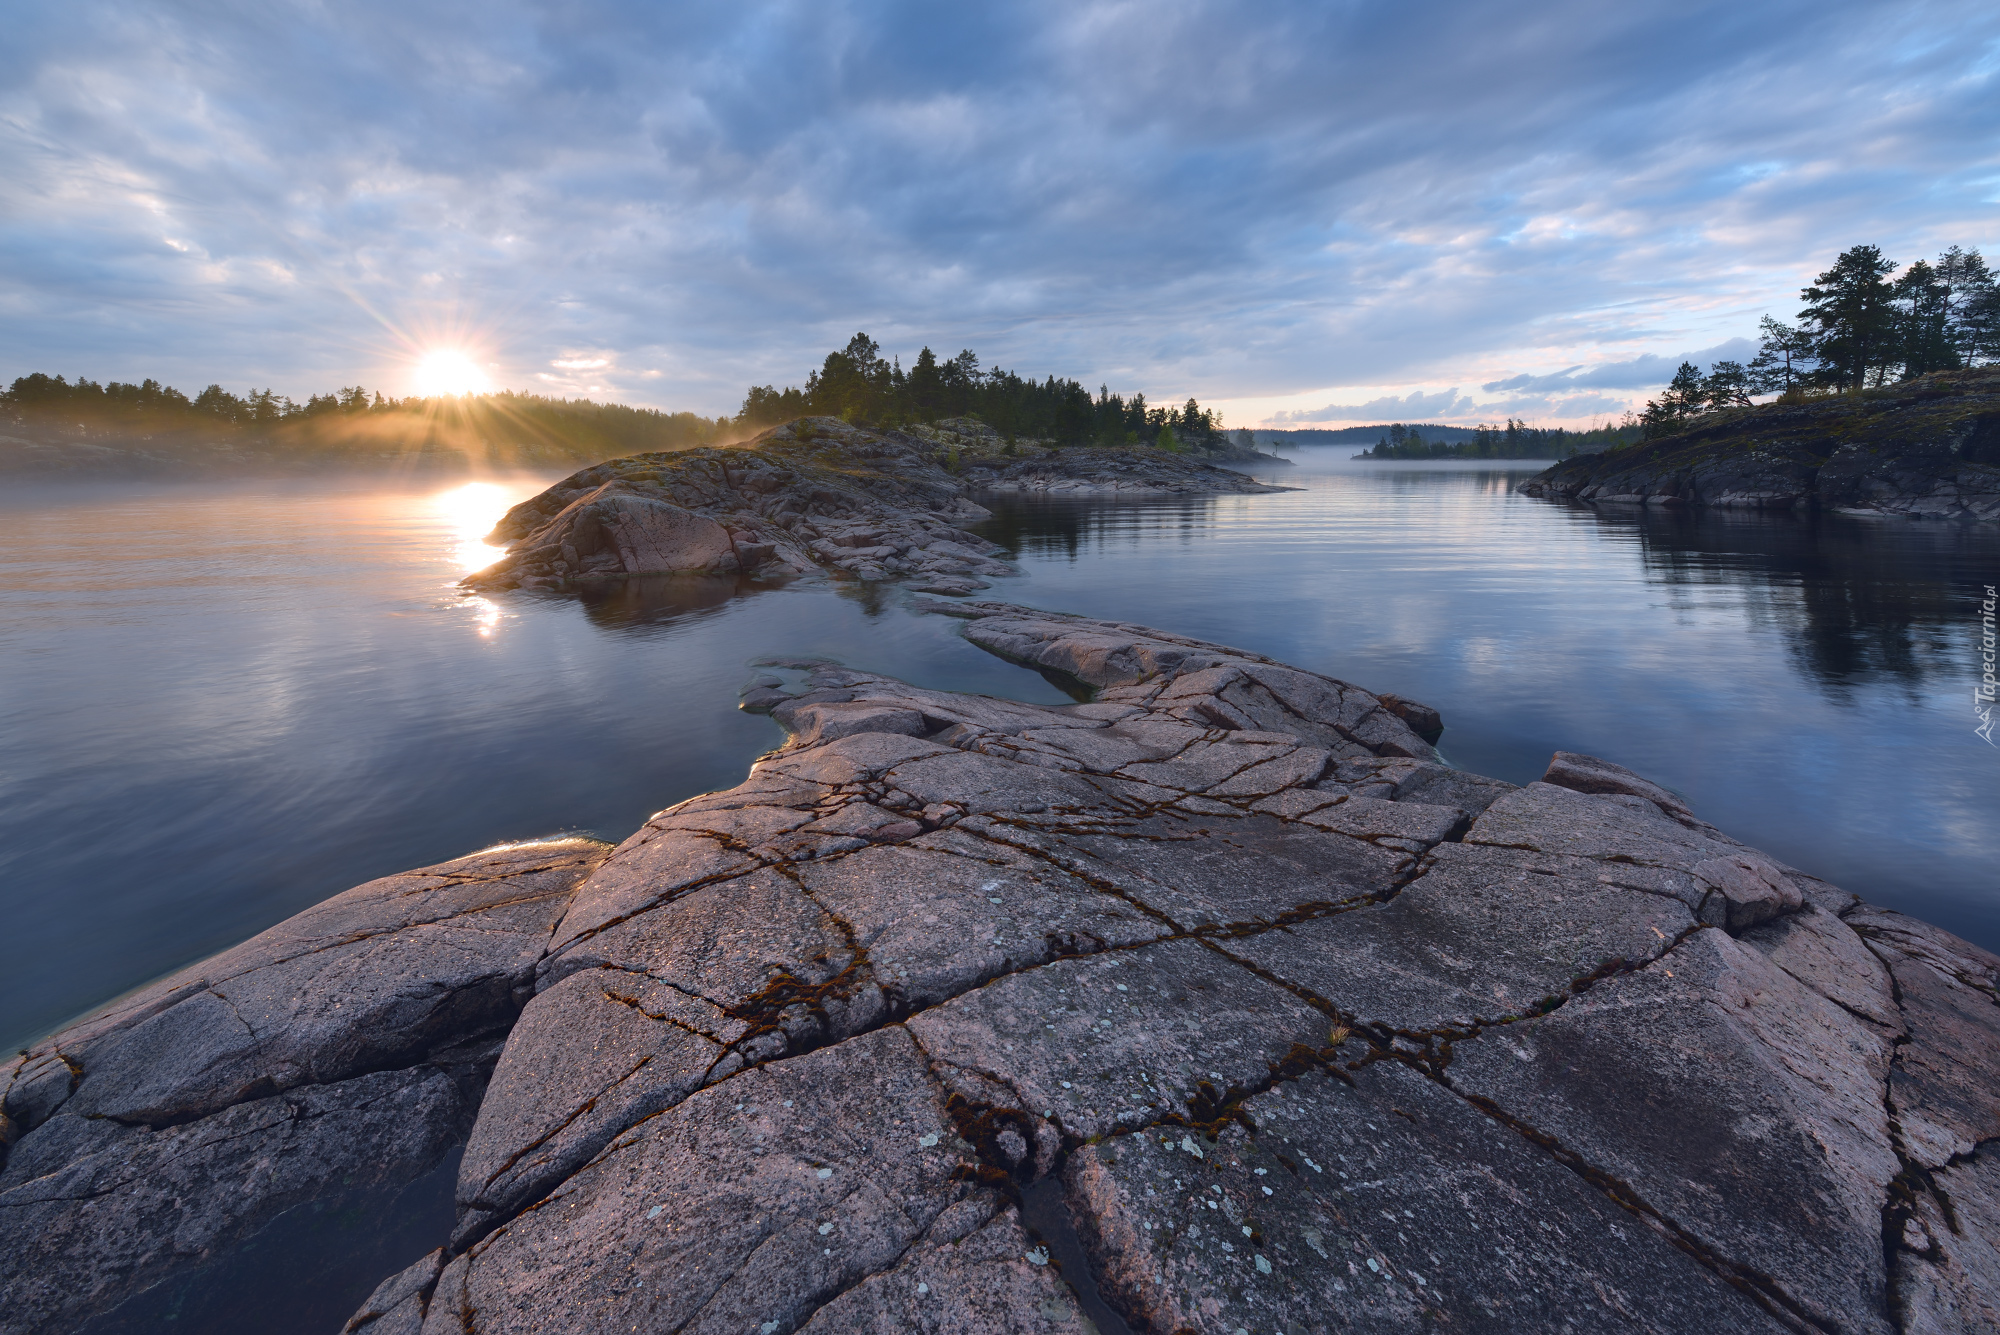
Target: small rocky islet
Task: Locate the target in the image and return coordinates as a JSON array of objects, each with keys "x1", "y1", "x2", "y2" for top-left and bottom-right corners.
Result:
[
  {"x1": 461, "y1": 415, "x2": 1291, "y2": 596},
  {"x1": 5, "y1": 423, "x2": 1999, "y2": 1335},
  {"x1": 1518, "y1": 367, "x2": 2000, "y2": 521}
]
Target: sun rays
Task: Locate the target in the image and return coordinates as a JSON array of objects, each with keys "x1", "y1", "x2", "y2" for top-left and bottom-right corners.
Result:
[{"x1": 410, "y1": 348, "x2": 492, "y2": 397}]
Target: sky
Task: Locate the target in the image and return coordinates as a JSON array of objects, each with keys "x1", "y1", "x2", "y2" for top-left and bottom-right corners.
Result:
[{"x1": 2, "y1": 1, "x2": 1996, "y2": 427}]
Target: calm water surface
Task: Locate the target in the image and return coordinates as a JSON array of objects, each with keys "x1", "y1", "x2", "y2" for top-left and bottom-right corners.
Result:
[{"x1": 4, "y1": 453, "x2": 1996, "y2": 1054}]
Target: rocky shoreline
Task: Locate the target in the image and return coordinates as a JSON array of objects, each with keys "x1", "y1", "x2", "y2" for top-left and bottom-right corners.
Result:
[
  {"x1": 462, "y1": 417, "x2": 1289, "y2": 594},
  {"x1": 904, "y1": 416, "x2": 1294, "y2": 475},
  {"x1": 5, "y1": 602, "x2": 1997, "y2": 1333},
  {"x1": 1519, "y1": 368, "x2": 2000, "y2": 521}
]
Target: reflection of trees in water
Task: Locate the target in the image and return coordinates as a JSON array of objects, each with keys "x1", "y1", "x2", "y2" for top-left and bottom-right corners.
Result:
[
  {"x1": 1602, "y1": 506, "x2": 1997, "y2": 700},
  {"x1": 974, "y1": 496, "x2": 1218, "y2": 559}
]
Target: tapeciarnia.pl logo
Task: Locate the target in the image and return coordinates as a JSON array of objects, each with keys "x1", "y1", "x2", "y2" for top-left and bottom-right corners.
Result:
[{"x1": 1978, "y1": 584, "x2": 1997, "y2": 746}]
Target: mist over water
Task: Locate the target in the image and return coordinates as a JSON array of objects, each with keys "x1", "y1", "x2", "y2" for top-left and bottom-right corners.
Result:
[{"x1": 2, "y1": 454, "x2": 1995, "y2": 1055}]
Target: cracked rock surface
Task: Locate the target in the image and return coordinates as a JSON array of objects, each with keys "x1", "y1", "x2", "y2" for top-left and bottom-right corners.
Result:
[
  {"x1": 0, "y1": 838, "x2": 608, "y2": 1335},
  {"x1": 6, "y1": 605, "x2": 1998, "y2": 1334},
  {"x1": 460, "y1": 416, "x2": 1284, "y2": 594}
]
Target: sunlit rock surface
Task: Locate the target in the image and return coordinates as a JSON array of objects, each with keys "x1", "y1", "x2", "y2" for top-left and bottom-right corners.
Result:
[
  {"x1": 460, "y1": 417, "x2": 1286, "y2": 593},
  {"x1": 5, "y1": 604, "x2": 1997, "y2": 1334}
]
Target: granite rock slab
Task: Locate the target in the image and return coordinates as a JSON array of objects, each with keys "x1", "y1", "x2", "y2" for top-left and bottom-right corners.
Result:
[
  {"x1": 0, "y1": 1067, "x2": 467, "y2": 1335},
  {"x1": 0, "y1": 839, "x2": 606, "y2": 1333}
]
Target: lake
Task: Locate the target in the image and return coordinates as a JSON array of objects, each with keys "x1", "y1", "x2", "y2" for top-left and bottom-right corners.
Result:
[
  {"x1": 7, "y1": 450, "x2": 1996, "y2": 1329},
  {"x1": 5, "y1": 454, "x2": 1996, "y2": 1060}
]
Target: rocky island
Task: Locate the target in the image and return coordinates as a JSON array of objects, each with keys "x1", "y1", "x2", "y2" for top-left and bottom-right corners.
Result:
[
  {"x1": 462, "y1": 417, "x2": 1289, "y2": 595},
  {"x1": 4, "y1": 601, "x2": 1997, "y2": 1334},
  {"x1": 1519, "y1": 368, "x2": 2000, "y2": 521}
]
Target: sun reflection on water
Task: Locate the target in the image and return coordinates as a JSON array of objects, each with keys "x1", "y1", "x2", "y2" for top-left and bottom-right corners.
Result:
[
  {"x1": 434, "y1": 482, "x2": 516, "y2": 637},
  {"x1": 465, "y1": 594, "x2": 503, "y2": 637},
  {"x1": 435, "y1": 482, "x2": 513, "y2": 573}
]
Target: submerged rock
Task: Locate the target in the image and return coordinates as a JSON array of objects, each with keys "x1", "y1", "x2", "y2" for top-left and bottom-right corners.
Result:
[
  {"x1": 6, "y1": 606, "x2": 1998, "y2": 1334},
  {"x1": 461, "y1": 416, "x2": 1287, "y2": 593},
  {"x1": 1518, "y1": 367, "x2": 2000, "y2": 521}
]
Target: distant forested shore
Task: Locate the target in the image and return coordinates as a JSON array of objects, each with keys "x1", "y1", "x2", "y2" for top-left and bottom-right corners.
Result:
[
  {"x1": 1342, "y1": 420, "x2": 1635, "y2": 460},
  {"x1": 0, "y1": 374, "x2": 732, "y2": 473}
]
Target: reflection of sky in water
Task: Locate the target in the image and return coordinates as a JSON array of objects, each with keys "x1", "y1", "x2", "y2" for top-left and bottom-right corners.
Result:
[
  {"x1": 981, "y1": 453, "x2": 2000, "y2": 951},
  {"x1": 0, "y1": 460, "x2": 1995, "y2": 1054}
]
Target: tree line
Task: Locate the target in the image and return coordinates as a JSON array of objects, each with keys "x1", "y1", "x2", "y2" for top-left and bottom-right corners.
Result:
[
  {"x1": 1357, "y1": 418, "x2": 1638, "y2": 461},
  {"x1": 738, "y1": 333, "x2": 1232, "y2": 450},
  {"x1": 1638, "y1": 244, "x2": 1997, "y2": 438},
  {"x1": 1, "y1": 373, "x2": 731, "y2": 458},
  {"x1": 6, "y1": 371, "x2": 383, "y2": 427}
]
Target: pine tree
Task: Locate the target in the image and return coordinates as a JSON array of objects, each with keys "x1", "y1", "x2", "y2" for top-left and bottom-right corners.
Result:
[
  {"x1": 1937, "y1": 247, "x2": 1998, "y2": 366},
  {"x1": 908, "y1": 347, "x2": 942, "y2": 417},
  {"x1": 1799, "y1": 245, "x2": 1900, "y2": 390},
  {"x1": 1892, "y1": 260, "x2": 1959, "y2": 378},
  {"x1": 1638, "y1": 364, "x2": 1707, "y2": 438},
  {"x1": 1701, "y1": 361, "x2": 1752, "y2": 409},
  {"x1": 1747, "y1": 316, "x2": 1816, "y2": 395}
]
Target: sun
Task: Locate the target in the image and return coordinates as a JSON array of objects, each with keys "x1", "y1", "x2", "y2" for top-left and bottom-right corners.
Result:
[{"x1": 411, "y1": 348, "x2": 492, "y2": 397}]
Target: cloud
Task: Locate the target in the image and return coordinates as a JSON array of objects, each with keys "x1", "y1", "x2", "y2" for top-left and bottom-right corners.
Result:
[
  {"x1": 1271, "y1": 336, "x2": 1759, "y2": 424},
  {"x1": 1471, "y1": 391, "x2": 1638, "y2": 421},
  {"x1": 1274, "y1": 390, "x2": 1482, "y2": 423},
  {"x1": 1480, "y1": 338, "x2": 1759, "y2": 394},
  {"x1": 0, "y1": 2, "x2": 1995, "y2": 418}
]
